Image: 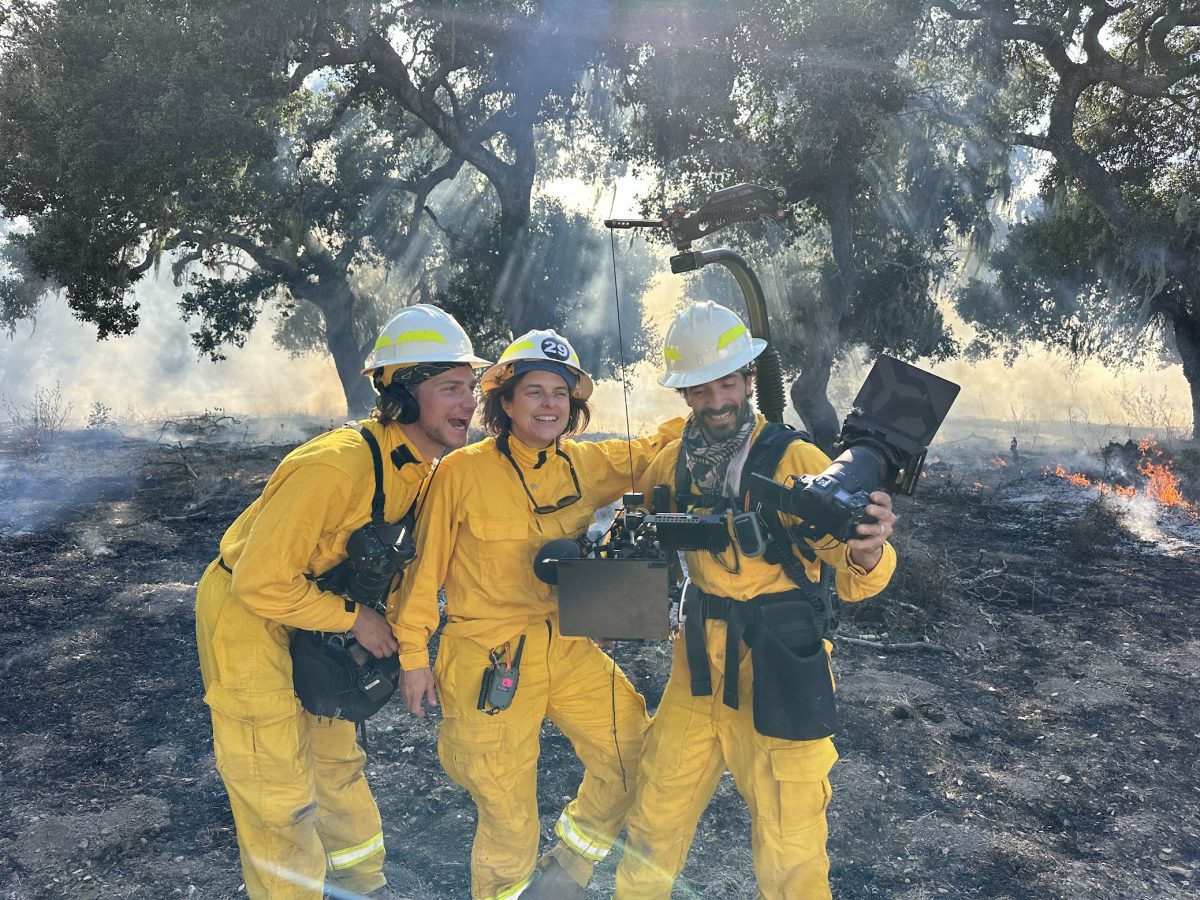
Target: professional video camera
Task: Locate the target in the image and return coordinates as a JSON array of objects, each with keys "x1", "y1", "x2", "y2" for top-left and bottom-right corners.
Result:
[
  {"x1": 533, "y1": 488, "x2": 726, "y2": 587},
  {"x1": 748, "y1": 354, "x2": 960, "y2": 543}
]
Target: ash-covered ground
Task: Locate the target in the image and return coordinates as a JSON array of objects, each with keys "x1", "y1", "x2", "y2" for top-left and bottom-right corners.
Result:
[{"x1": 1, "y1": 417, "x2": 1197, "y2": 899}]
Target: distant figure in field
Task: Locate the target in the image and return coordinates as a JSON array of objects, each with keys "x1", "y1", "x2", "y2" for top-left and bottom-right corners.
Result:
[{"x1": 1011, "y1": 436, "x2": 1020, "y2": 464}]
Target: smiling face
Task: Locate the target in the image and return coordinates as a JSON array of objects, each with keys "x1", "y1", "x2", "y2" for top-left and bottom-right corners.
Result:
[
  {"x1": 408, "y1": 366, "x2": 479, "y2": 457},
  {"x1": 682, "y1": 371, "x2": 754, "y2": 441},
  {"x1": 500, "y1": 370, "x2": 571, "y2": 449}
]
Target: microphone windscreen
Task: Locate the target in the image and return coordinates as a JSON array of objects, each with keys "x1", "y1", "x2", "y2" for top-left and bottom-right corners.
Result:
[{"x1": 532, "y1": 539, "x2": 583, "y2": 585}]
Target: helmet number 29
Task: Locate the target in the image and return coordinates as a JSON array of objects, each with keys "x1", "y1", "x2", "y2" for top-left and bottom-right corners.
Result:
[{"x1": 541, "y1": 338, "x2": 570, "y2": 361}]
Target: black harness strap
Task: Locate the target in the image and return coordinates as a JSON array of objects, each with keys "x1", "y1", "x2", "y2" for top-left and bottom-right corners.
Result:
[
  {"x1": 676, "y1": 422, "x2": 839, "y2": 706},
  {"x1": 684, "y1": 585, "x2": 821, "y2": 707},
  {"x1": 673, "y1": 447, "x2": 727, "y2": 512},
  {"x1": 358, "y1": 427, "x2": 387, "y2": 526}
]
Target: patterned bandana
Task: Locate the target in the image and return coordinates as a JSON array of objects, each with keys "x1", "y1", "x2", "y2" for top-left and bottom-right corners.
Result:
[
  {"x1": 681, "y1": 402, "x2": 756, "y2": 502},
  {"x1": 392, "y1": 362, "x2": 466, "y2": 388}
]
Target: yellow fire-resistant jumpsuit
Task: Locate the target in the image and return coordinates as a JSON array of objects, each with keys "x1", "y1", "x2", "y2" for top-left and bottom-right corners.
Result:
[
  {"x1": 195, "y1": 420, "x2": 429, "y2": 899},
  {"x1": 392, "y1": 422, "x2": 682, "y2": 899},
  {"x1": 613, "y1": 415, "x2": 897, "y2": 900}
]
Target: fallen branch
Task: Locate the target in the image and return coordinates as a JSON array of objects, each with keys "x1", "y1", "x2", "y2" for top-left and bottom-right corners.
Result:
[
  {"x1": 158, "y1": 511, "x2": 210, "y2": 522},
  {"x1": 887, "y1": 599, "x2": 927, "y2": 616},
  {"x1": 838, "y1": 635, "x2": 958, "y2": 654}
]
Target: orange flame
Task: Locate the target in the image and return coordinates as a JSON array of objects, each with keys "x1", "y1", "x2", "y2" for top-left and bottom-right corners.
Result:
[
  {"x1": 1051, "y1": 443, "x2": 1195, "y2": 516},
  {"x1": 991, "y1": 456, "x2": 1009, "y2": 467},
  {"x1": 1139, "y1": 459, "x2": 1185, "y2": 506}
]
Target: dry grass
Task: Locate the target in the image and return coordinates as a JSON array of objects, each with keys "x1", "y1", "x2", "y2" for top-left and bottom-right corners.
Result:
[
  {"x1": 1064, "y1": 497, "x2": 1126, "y2": 562},
  {"x1": 883, "y1": 529, "x2": 957, "y2": 619},
  {"x1": 1, "y1": 382, "x2": 70, "y2": 453}
]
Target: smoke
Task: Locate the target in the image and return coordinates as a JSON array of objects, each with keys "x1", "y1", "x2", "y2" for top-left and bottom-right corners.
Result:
[{"x1": 0, "y1": 271, "x2": 345, "y2": 425}]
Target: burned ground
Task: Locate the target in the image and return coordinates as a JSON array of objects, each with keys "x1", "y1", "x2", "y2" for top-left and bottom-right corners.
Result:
[{"x1": 0, "y1": 427, "x2": 1197, "y2": 899}]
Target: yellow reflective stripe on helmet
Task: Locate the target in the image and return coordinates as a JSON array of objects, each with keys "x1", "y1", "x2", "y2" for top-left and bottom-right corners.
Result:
[
  {"x1": 395, "y1": 329, "x2": 449, "y2": 344},
  {"x1": 500, "y1": 340, "x2": 536, "y2": 360},
  {"x1": 663, "y1": 347, "x2": 682, "y2": 362},
  {"x1": 484, "y1": 874, "x2": 533, "y2": 899},
  {"x1": 554, "y1": 810, "x2": 612, "y2": 861},
  {"x1": 716, "y1": 323, "x2": 748, "y2": 350},
  {"x1": 326, "y1": 832, "x2": 385, "y2": 870},
  {"x1": 374, "y1": 329, "x2": 450, "y2": 351}
]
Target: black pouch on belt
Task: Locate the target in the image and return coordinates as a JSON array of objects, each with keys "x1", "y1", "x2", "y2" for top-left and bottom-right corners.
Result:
[
  {"x1": 290, "y1": 631, "x2": 400, "y2": 722},
  {"x1": 750, "y1": 600, "x2": 838, "y2": 741}
]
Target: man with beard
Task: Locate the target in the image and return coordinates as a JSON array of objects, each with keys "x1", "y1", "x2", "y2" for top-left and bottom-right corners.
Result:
[
  {"x1": 195, "y1": 304, "x2": 489, "y2": 899},
  {"x1": 612, "y1": 301, "x2": 898, "y2": 899}
]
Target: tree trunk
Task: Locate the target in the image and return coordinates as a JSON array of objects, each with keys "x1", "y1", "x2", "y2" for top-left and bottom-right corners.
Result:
[
  {"x1": 492, "y1": 203, "x2": 538, "y2": 332},
  {"x1": 793, "y1": 172, "x2": 856, "y2": 453},
  {"x1": 1173, "y1": 309, "x2": 1200, "y2": 442},
  {"x1": 295, "y1": 278, "x2": 375, "y2": 417},
  {"x1": 790, "y1": 299, "x2": 842, "y2": 452}
]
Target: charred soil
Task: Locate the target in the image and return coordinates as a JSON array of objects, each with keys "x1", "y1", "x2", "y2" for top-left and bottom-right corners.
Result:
[{"x1": 0, "y1": 430, "x2": 1197, "y2": 899}]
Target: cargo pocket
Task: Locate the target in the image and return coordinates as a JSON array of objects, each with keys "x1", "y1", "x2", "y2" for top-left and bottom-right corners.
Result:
[
  {"x1": 769, "y1": 745, "x2": 835, "y2": 837},
  {"x1": 208, "y1": 686, "x2": 309, "y2": 788},
  {"x1": 437, "y1": 714, "x2": 510, "y2": 797},
  {"x1": 464, "y1": 515, "x2": 529, "y2": 584},
  {"x1": 751, "y1": 602, "x2": 838, "y2": 741}
]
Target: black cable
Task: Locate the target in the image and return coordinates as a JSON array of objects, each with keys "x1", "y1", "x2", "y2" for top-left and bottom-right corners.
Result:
[
  {"x1": 609, "y1": 220, "x2": 635, "y2": 492},
  {"x1": 610, "y1": 651, "x2": 627, "y2": 793}
]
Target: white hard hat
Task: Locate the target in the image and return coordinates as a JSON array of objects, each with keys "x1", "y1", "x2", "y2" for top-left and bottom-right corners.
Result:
[
  {"x1": 658, "y1": 300, "x2": 767, "y2": 388},
  {"x1": 480, "y1": 329, "x2": 595, "y2": 400},
  {"x1": 361, "y1": 304, "x2": 491, "y2": 376}
]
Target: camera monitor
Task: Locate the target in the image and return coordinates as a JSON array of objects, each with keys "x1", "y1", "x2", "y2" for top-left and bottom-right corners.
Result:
[
  {"x1": 556, "y1": 559, "x2": 672, "y2": 641},
  {"x1": 850, "y1": 355, "x2": 960, "y2": 447}
]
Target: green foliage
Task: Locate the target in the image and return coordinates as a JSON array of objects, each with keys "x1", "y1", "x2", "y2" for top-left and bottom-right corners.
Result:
[
  {"x1": 85, "y1": 401, "x2": 115, "y2": 430},
  {"x1": 601, "y1": 0, "x2": 995, "y2": 440},
  {"x1": 935, "y1": 1, "x2": 1200, "y2": 435}
]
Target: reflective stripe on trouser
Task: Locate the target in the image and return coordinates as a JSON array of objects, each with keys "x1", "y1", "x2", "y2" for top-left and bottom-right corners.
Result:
[
  {"x1": 614, "y1": 624, "x2": 838, "y2": 900},
  {"x1": 555, "y1": 807, "x2": 614, "y2": 861},
  {"x1": 209, "y1": 709, "x2": 387, "y2": 899},
  {"x1": 198, "y1": 564, "x2": 386, "y2": 899},
  {"x1": 434, "y1": 622, "x2": 650, "y2": 899}
]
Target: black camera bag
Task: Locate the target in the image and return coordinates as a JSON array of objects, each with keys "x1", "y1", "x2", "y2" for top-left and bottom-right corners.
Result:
[
  {"x1": 749, "y1": 600, "x2": 838, "y2": 741},
  {"x1": 290, "y1": 631, "x2": 401, "y2": 722}
]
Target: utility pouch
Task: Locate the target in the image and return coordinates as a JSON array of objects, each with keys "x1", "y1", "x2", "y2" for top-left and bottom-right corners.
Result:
[
  {"x1": 750, "y1": 601, "x2": 838, "y2": 741},
  {"x1": 477, "y1": 635, "x2": 526, "y2": 716},
  {"x1": 732, "y1": 510, "x2": 767, "y2": 557},
  {"x1": 290, "y1": 631, "x2": 400, "y2": 722}
]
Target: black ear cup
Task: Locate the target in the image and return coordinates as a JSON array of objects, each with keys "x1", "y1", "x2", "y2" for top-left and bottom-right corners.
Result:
[{"x1": 378, "y1": 381, "x2": 420, "y2": 424}]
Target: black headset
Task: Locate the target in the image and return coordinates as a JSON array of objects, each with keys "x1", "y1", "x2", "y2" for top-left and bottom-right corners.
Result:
[{"x1": 376, "y1": 377, "x2": 420, "y2": 424}]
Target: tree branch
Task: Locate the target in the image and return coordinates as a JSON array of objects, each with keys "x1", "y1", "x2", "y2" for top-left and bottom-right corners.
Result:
[
  {"x1": 172, "y1": 228, "x2": 302, "y2": 282},
  {"x1": 357, "y1": 31, "x2": 517, "y2": 202}
]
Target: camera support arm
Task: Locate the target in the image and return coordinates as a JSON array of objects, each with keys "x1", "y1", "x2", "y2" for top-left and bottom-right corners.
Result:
[{"x1": 605, "y1": 183, "x2": 790, "y2": 423}]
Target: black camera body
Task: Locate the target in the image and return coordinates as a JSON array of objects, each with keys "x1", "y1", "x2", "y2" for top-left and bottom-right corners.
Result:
[
  {"x1": 645, "y1": 512, "x2": 729, "y2": 552},
  {"x1": 318, "y1": 519, "x2": 416, "y2": 610},
  {"x1": 534, "y1": 493, "x2": 723, "y2": 587},
  {"x1": 749, "y1": 356, "x2": 960, "y2": 544},
  {"x1": 748, "y1": 470, "x2": 873, "y2": 544}
]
